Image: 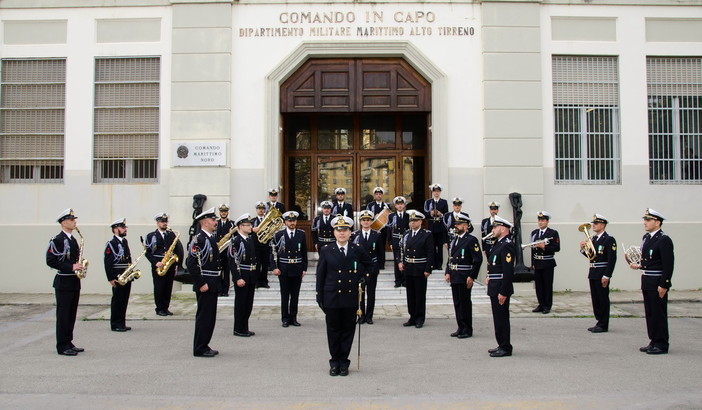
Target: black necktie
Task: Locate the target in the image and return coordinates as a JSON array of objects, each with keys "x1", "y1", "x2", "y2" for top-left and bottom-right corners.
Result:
[
  {"x1": 364, "y1": 232, "x2": 368, "y2": 241},
  {"x1": 289, "y1": 231, "x2": 294, "y2": 240},
  {"x1": 592, "y1": 235, "x2": 598, "y2": 242},
  {"x1": 324, "y1": 216, "x2": 328, "y2": 224},
  {"x1": 340, "y1": 247, "x2": 345, "y2": 256}
]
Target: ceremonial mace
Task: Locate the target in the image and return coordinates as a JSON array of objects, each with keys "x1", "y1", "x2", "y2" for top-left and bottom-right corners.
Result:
[{"x1": 356, "y1": 280, "x2": 364, "y2": 370}]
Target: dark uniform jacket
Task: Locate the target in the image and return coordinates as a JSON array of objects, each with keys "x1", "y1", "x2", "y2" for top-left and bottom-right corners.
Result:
[
  {"x1": 266, "y1": 202, "x2": 286, "y2": 214},
  {"x1": 315, "y1": 243, "x2": 372, "y2": 309},
  {"x1": 367, "y1": 201, "x2": 390, "y2": 216},
  {"x1": 331, "y1": 201, "x2": 353, "y2": 218},
  {"x1": 424, "y1": 198, "x2": 449, "y2": 233},
  {"x1": 639, "y1": 230, "x2": 674, "y2": 290},
  {"x1": 311, "y1": 214, "x2": 335, "y2": 246},
  {"x1": 103, "y1": 236, "x2": 132, "y2": 282},
  {"x1": 186, "y1": 231, "x2": 222, "y2": 293},
  {"x1": 144, "y1": 229, "x2": 184, "y2": 270},
  {"x1": 445, "y1": 233, "x2": 483, "y2": 284},
  {"x1": 270, "y1": 229, "x2": 308, "y2": 276},
  {"x1": 387, "y1": 211, "x2": 409, "y2": 247},
  {"x1": 46, "y1": 231, "x2": 81, "y2": 291},
  {"x1": 487, "y1": 236, "x2": 515, "y2": 297},
  {"x1": 443, "y1": 211, "x2": 471, "y2": 231},
  {"x1": 229, "y1": 233, "x2": 257, "y2": 283},
  {"x1": 529, "y1": 227, "x2": 561, "y2": 269},
  {"x1": 401, "y1": 229, "x2": 434, "y2": 276},
  {"x1": 582, "y1": 231, "x2": 617, "y2": 280},
  {"x1": 350, "y1": 229, "x2": 382, "y2": 276},
  {"x1": 481, "y1": 217, "x2": 496, "y2": 254}
]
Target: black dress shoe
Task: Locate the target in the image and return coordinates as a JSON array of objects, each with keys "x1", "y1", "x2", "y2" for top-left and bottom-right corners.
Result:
[
  {"x1": 450, "y1": 331, "x2": 460, "y2": 337},
  {"x1": 221, "y1": 293, "x2": 229, "y2": 297},
  {"x1": 339, "y1": 367, "x2": 349, "y2": 376},
  {"x1": 542, "y1": 309, "x2": 551, "y2": 314},
  {"x1": 402, "y1": 321, "x2": 415, "y2": 327},
  {"x1": 262, "y1": 284, "x2": 270, "y2": 289},
  {"x1": 156, "y1": 310, "x2": 169, "y2": 316},
  {"x1": 394, "y1": 284, "x2": 401, "y2": 288},
  {"x1": 639, "y1": 344, "x2": 653, "y2": 352},
  {"x1": 488, "y1": 347, "x2": 500, "y2": 354},
  {"x1": 71, "y1": 347, "x2": 85, "y2": 352},
  {"x1": 329, "y1": 367, "x2": 340, "y2": 376},
  {"x1": 415, "y1": 323, "x2": 424, "y2": 329},
  {"x1": 290, "y1": 321, "x2": 301, "y2": 327},
  {"x1": 282, "y1": 322, "x2": 289, "y2": 328},
  {"x1": 247, "y1": 331, "x2": 255, "y2": 336},
  {"x1": 208, "y1": 349, "x2": 219, "y2": 355},
  {"x1": 359, "y1": 317, "x2": 366, "y2": 324},
  {"x1": 646, "y1": 346, "x2": 668, "y2": 355},
  {"x1": 59, "y1": 348, "x2": 77, "y2": 356},
  {"x1": 489, "y1": 349, "x2": 512, "y2": 357},
  {"x1": 165, "y1": 310, "x2": 174, "y2": 316},
  {"x1": 194, "y1": 350, "x2": 216, "y2": 358},
  {"x1": 366, "y1": 319, "x2": 373, "y2": 325},
  {"x1": 457, "y1": 333, "x2": 472, "y2": 339},
  {"x1": 532, "y1": 306, "x2": 543, "y2": 313},
  {"x1": 112, "y1": 327, "x2": 131, "y2": 332},
  {"x1": 590, "y1": 326, "x2": 607, "y2": 333},
  {"x1": 233, "y1": 331, "x2": 251, "y2": 337}
]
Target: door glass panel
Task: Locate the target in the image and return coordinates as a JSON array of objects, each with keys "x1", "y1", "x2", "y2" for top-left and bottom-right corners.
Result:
[
  {"x1": 287, "y1": 157, "x2": 311, "y2": 220},
  {"x1": 361, "y1": 115, "x2": 395, "y2": 150},
  {"x1": 286, "y1": 115, "x2": 311, "y2": 150},
  {"x1": 402, "y1": 114, "x2": 427, "y2": 150},
  {"x1": 360, "y1": 156, "x2": 396, "y2": 207},
  {"x1": 318, "y1": 115, "x2": 352, "y2": 150},
  {"x1": 402, "y1": 156, "x2": 425, "y2": 211},
  {"x1": 318, "y1": 157, "x2": 353, "y2": 206}
]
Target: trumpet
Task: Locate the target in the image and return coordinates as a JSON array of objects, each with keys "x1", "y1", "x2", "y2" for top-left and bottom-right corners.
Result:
[
  {"x1": 117, "y1": 237, "x2": 147, "y2": 286},
  {"x1": 482, "y1": 232, "x2": 494, "y2": 241},
  {"x1": 623, "y1": 244, "x2": 642, "y2": 265},
  {"x1": 578, "y1": 223, "x2": 597, "y2": 261},
  {"x1": 521, "y1": 237, "x2": 553, "y2": 249}
]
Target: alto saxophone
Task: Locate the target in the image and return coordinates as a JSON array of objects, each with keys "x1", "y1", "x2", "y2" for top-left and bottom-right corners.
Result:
[
  {"x1": 157, "y1": 229, "x2": 180, "y2": 276},
  {"x1": 117, "y1": 237, "x2": 147, "y2": 286},
  {"x1": 74, "y1": 227, "x2": 89, "y2": 279}
]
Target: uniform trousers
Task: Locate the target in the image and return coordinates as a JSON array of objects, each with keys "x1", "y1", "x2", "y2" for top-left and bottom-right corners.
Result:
[
  {"x1": 643, "y1": 289, "x2": 669, "y2": 350},
  {"x1": 325, "y1": 307, "x2": 357, "y2": 368},
  {"x1": 152, "y1": 266, "x2": 175, "y2": 312},
  {"x1": 431, "y1": 232, "x2": 445, "y2": 269},
  {"x1": 194, "y1": 290, "x2": 218, "y2": 355},
  {"x1": 589, "y1": 279, "x2": 610, "y2": 329},
  {"x1": 405, "y1": 272, "x2": 428, "y2": 324},
  {"x1": 220, "y1": 255, "x2": 231, "y2": 295},
  {"x1": 278, "y1": 274, "x2": 302, "y2": 323},
  {"x1": 110, "y1": 281, "x2": 131, "y2": 329},
  {"x1": 254, "y1": 247, "x2": 270, "y2": 287},
  {"x1": 392, "y1": 248, "x2": 404, "y2": 287},
  {"x1": 534, "y1": 267, "x2": 554, "y2": 309},
  {"x1": 451, "y1": 284, "x2": 473, "y2": 335},
  {"x1": 361, "y1": 274, "x2": 378, "y2": 320},
  {"x1": 55, "y1": 289, "x2": 80, "y2": 352},
  {"x1": 234, "y1": 280, "x2": 256, "y2": 334},
  {"x1": 490, "y1": 293, "x2": 512, "y2": 352},
  {"x1": 378, "y1": 227, "x2": 388, "y2": 268}
]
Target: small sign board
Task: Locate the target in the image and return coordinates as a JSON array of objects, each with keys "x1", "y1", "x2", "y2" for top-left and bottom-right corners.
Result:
[{"x1": 172, "y1": 142, "x2": 226, "y2": 167}]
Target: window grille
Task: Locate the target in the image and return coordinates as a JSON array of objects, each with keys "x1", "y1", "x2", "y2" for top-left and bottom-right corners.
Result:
[
  {"x1": 552, "y1": 56, "x2": 621, "y2": 184},
  {"x1": 0, "y1": 59, "x2": 65, "y2": 183},
  {"x1": 93, "y1": 57, "x2": 159, "y2": 183},
  {"x1": 647, "y1": 57, "x2": 702, "y2": 184}
]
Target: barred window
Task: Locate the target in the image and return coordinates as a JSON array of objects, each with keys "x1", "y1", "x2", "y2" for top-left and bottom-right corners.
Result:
[
  {"x1": 552, "y1": 56, "x2": 621, "y2": 184},
  {"x1": 647, "y1": 57, "x2": 702, "y2": 184},
  {"x1": 0, "y1": 59, "x2": 65, "y2": 183},
  {"x1": 93, "y1": 57, "x2": 159, "y2": 183}
]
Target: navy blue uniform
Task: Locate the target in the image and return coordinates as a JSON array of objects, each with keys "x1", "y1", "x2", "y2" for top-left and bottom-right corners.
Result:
[
  {"x1": 351, "y1": 229, "x2": 382, "y2": 322},
  {"x1": 367, "y1": 200, "x2": 390, "y2": 268},
  {"x1": 217, "y1": 218, "x2": 235, "y2": 296},
  {"x1": 387, "y1": 211, "x2": 409, "y2": 287},
  {"x1": 583, "y1": 231, "x2": 617, "y2": 330},
  {"x1": 316, "y1": 242, "x2": 372, "y2": 369},
  {"x1": 46, "y1": 231, "x2": 81, "y2": 353},
  {"x1": 487, "y1": 236, "x2": 515, "y2": 353},
  {"x1": 230, "y1": 233, "x2": 257, "y2": 334},
  {"x1": 332, "y1": 201, "x2": 353, "y2": 218},
  {"x1": 270, "y1": 229, "x2": 308, "y2": 325},
  {"x1": 312, "y1": 214, "x2": 335, "y2": 249},
  {"x1": 401, "y1": 228, "x2": 434, "y2": 326},
  {"x1": 639, "y1": 230, "x2": 674, "y2": 352},
  {"x1": 104, "y1": 236, "x2": 132, "y2": 330},
  {"x1": 529, "y1": 227, "x2": 561, "y2": 311},
  {"x1": 186, "y1": 230, "x2": 222, "y2": 356},
  {"x1": 445, "y1": 232, "x2": 483, "y2": 336},
  {"x1": 424, "y1": 198, "x2": 449, "y2": 269},
  {"x1": 481, "y1": 217, "x2": 496, "y2": 256},
  {"x1": 145, "y1": 229, "x2": 184, "y2": 314}
]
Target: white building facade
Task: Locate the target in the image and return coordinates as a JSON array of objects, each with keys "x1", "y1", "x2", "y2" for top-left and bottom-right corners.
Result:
[{"x1": 1, "y1": 0, "x2": 700, "y2": 293}]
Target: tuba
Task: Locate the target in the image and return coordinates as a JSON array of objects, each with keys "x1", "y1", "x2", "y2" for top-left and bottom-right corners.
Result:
[
  {"x1": 157, "y1": 229, "x2": 180, "y2": 276},
  {"x1": 217, "y1": 227, "x2": 239, "y2": 253},
  {"x1": 74, "y1": 227, "x2": 89, "y2": 279},
  {"x1": 578, "y1": 223, "x2": 597, "y2": 261},
  {"x1": 255, "y1": 207, "x2": 284, "y2": 244},
  {"x1": 623, "y1": 244, "x2": 642, "y2": 265},
  {"x1": 117, "y1": 237, "x2": 147, "y2": 286}
]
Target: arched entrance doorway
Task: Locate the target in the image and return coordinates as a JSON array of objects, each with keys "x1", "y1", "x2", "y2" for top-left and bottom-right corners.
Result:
[{"x1": 280, "y1": 57, "x2": 431, "y2": 244}]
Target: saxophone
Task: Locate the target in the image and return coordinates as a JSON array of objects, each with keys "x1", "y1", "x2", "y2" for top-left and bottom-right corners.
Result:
[
  {"x1": 217, "y1": 227, "x2": 239, "y2": 253},
  {"x1": 156, "y1": 229, "x2": 180, "y2": 276},
  {"x1": 117, "y1": 237, "x2": 147, "y2": 286},
  {"x1": 74, "y1": 227, "x2": 89, "y2": 279}
]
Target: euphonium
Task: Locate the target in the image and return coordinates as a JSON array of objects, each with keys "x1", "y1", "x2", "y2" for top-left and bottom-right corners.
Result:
[
  {"x1": 117, "y1": 237, "x2": 147, "y2": 286},
  {"x1": 217, "y1": 227, "x2": 239, "y2": 253},
  {"x1": 578, "y1": 223, "x2": 597, "y2": 261},
  {"x1": 623, "y1": 244, "x2": 642, "y2": 265},
  {"x1": 255, "y1": 207, "x2": 284, "y2": 244},
  {"x1": 74, "y1": 227, "x2": 89, "y2": 279},
  {"x1": 157, "y1": 229, "x2": 180, "y2": 276},
  {"x1": 482, "y1": 231, "x2": 494, "y2": 241}
]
